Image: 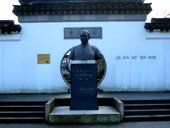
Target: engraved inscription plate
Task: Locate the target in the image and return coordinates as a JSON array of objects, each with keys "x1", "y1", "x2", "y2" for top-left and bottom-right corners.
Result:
[
  {"x1": 37, "y1": 54, "x2": 50, "y2": 64},
  {"x1": 70, "y1": 62, "x2": 98, "y2": 110},
  {"x1": 64, "y1": 27, "x2": 102, "y2": 39}
]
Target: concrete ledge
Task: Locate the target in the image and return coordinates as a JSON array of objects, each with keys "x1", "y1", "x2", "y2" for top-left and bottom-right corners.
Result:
[
  {"x1": 146, "y1": 31, "x2": 170, "y2": 39},
  {"x1": 45, "y1": 97, "x2": 55, "y2": 122},
  {"x1": 49, "y1": 106, "x2": 120, "y2": 124},
  {"x1": 114, "y1": 97, "x2": 124, "y2": 121},
  {"x1": 0, "y1": 33, "x2": 21, "y2": 41}
]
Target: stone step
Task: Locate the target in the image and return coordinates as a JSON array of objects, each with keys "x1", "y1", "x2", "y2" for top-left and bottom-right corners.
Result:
[
  {"x1": 0, "y1": 111, "x2": 45, "y2": 117},
  {"x1": 124, "y1": 104, "x2": 170, "y2": 110},
  {"x1": 0, "y1": 101, "x2": 46, "y2": 105},
  {"x1": 124, "y1": 115, "x2": 170, "y2": 122},
  {"x1": 0, "y1": 117, "x2": 45, "y2": 123},
  {"x1": 0, "y1": 105, "x2": 45, "y2": 111},
  {"x1": 125, "y1": 109, "x2": 170, "y2": 116},
  {"x1": 122, "y1": 100, "x2": 170, "y2": 104}
]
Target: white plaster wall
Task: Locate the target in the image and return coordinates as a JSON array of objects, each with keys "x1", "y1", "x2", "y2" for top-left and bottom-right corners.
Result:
[
  {"x1": 165, "y1": 40, "x2": 170, "y2": 90},
  {"x1": 0, "y1": 45, "x2": 3, "y2": 92},
  {"x1": 99, "y1": 22, "x2": 165, "y2": 91},
  {"x1": 0, "y1": 21, "x2": 170, "y2": 93}
]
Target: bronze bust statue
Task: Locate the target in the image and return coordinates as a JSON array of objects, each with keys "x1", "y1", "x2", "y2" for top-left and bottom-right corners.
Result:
[{"x1": 69, "y1": 30, "x2": 103, "y2": 60}]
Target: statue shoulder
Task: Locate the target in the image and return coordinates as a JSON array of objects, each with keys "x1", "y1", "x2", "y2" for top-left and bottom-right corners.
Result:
[
  {"x1": 91, "y1": 45, "x2": 99, "y2": 51},
  {"x1": 71, "y1": 44, "x2": 80, "y2": 51}
]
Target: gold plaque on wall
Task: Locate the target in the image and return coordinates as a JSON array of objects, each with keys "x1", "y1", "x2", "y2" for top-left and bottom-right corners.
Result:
[{"x1": 37, "y1": 54, "x2": 50, "y2": 64}]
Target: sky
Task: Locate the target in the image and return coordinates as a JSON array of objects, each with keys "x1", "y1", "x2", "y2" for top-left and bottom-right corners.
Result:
[
  {"x1": 0, "y1": 0, "x2": 20, "y2": 24},
  {"x1": 0, "y1": 0, "x2": 170, "y2": 24},
  {"x1": 144, "y1": 0, "x2": 170, "y2": 22}
]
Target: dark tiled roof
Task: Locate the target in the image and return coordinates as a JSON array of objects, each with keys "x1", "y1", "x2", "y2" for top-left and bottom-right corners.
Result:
[
  {"x1": 145, "y1": 18, "x2": 170, "y2": 32},
  {"x1": 0, "y1": 20, "x2": 22, "y2": 34},
  {"x1": 13, "y1": 1, "x2": 151, "y2": 16}
]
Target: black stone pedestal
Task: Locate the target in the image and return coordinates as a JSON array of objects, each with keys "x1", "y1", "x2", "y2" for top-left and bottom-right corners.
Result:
[{"x1": 70, "y1": 61, "x2": 98, "y2": 110}]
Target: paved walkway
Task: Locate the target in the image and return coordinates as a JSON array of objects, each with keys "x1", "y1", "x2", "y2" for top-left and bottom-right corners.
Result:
[
  {"x1": 0, "y1": 122, "x2": 170, "y2": 128},
  {"x1": 0, "y1": 92, "x2": 170, "y2": 101}
]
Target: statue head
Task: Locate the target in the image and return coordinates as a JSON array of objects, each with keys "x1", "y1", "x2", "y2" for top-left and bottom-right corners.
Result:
[{"x1": 80, "y1": 30, "x2": 90, "y2": 44}]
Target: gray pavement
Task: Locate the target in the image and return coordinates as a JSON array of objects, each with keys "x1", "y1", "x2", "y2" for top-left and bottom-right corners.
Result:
[
  {"x1": 0, "y1": 122, "x2": 170, "y2": 128},
  {"x1": 0, "y1": 92, "x2": 170, "y2": 101}
]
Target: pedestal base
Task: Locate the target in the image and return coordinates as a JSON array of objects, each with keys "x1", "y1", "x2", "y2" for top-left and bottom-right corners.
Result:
[{"x1": 49, "y1": 106, "x2": 120, "y2": 124}]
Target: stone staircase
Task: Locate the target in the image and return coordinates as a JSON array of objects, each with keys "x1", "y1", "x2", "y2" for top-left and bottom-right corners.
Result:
[
  {"x1": 0, "y1": 101, "x2": 46, "y2": 123},
  {"x1": 123, "y1": 99, "x2": 170, "y2": 122},
  {"x1": 1, "y1": 98, "x2": 170, "y2": 123}
]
